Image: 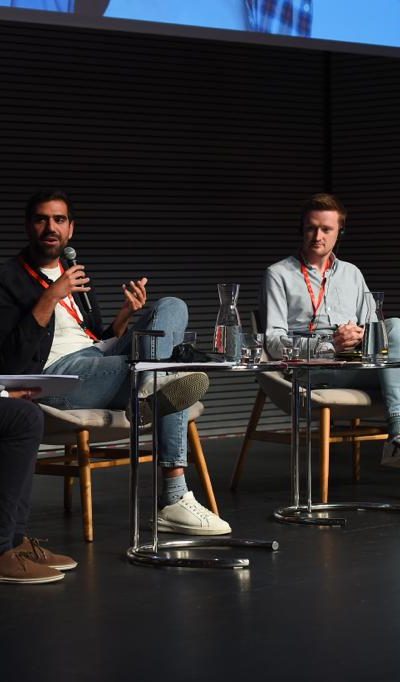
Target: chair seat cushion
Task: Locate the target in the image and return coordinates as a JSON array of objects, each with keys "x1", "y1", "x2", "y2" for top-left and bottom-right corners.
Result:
[
  {"x1": 310, "y1": 388, "x2": 385, "y2": 418},
  {"x1": 257, "y1": 372, "x2": 385, "y2": 419},
  {"x1": 39, "y1": 401, "x2": 204, "y2": 445}
]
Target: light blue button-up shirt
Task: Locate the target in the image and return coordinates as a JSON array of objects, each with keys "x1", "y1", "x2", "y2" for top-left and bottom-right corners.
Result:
[{"x1": 259, "y1": 255, "x2": 370, "y2": 359}]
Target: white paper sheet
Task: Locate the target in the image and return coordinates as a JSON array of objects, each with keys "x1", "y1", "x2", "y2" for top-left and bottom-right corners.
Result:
[{"x1": 0, "y1": 374, "x2": 80, "y2": 398}]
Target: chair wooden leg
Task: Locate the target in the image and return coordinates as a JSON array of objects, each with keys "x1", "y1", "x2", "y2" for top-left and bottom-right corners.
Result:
[
  {"x1": 320, "y1": 407, "x2": 331, "y2": 504},
  {"x1": 352, "y1": 418, "x2": 361, "y2": 482},
  {"x1": 77, "y1": 430, "x2": 94, "y2": 542},
  {"x1": 188, "y1": 420, "x2": 219, "y2": 515},
  {"x1": 63, "y1": 444, "x2": 75, "y2": 513},
  {"x1": 230, "y1": 388, "x2": 266, "y2": 491}
]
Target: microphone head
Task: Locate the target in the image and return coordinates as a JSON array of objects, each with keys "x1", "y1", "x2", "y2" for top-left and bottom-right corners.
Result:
[{"x1": 63, "y1": 246, "x2": 77, "y2": 261}]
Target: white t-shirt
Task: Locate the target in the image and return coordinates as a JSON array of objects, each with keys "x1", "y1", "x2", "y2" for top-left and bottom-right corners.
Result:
[{"x1": 41, "y1": 264, "x2": 94, "y2": 369}]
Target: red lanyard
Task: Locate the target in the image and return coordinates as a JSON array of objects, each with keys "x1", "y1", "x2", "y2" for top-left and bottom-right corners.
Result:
[
  {"x1": 300, "y1": 255, "x2": 333, "y2": 332},
  {"x1": 19, "y1": 257, "x2": 98, "y2": 342}
]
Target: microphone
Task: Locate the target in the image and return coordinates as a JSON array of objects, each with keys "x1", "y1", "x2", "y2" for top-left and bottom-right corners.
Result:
[{"x1": 63, "y1": 246, "x2": 92, "y2": 314}]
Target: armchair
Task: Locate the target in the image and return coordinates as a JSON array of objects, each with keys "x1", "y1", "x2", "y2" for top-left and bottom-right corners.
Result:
[{"x1": 36, "y1": 401, "x2": 218, "y2": 541}]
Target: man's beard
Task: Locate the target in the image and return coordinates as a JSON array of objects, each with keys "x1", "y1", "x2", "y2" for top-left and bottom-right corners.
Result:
[{"x1": 30, "y1": 236, "x2": 66, "y2": 265}]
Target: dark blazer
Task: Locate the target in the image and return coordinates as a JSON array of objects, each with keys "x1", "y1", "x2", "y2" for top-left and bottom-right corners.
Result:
[{"x1": 0, "y1": 250, "x2": 113, "y2": 374}]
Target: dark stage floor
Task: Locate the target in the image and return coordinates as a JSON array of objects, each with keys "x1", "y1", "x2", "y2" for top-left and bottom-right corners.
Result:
[{"x1": 2, "y1": 436, "x2": 400, "y2": 682}]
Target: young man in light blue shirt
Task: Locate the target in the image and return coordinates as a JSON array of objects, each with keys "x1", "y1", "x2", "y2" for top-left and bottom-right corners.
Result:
[{"x1": 259, "y1": 193, "x2": 400, "y2": 466}]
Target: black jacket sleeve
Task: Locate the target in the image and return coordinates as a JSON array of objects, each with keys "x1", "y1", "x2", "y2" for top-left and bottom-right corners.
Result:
[{"x1": 0, "y1": 258, "x2": 51, "y2": 373}]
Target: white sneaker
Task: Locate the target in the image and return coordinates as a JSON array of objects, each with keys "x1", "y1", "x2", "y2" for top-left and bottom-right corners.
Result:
[
  {"x1": 139, "y1": 372, "x2": 209, "y2": 416},
  {"x1": 381, "y1": 437, "x2": 400, "y2": 468},
  {"x1": 157, "y1": 491, "x2": 232, "y2": 536}
]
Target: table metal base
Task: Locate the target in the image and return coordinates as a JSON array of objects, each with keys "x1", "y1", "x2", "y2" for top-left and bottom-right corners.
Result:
[
  {"x1": 276, "y1": 362, "x2": 400, "y2": 530},
  {"x1": 274, "y1": 502, "x2": 400, "y2": 527},
  {"x1": 127, "y1": 537, "x2": 279, "y2": 569}
]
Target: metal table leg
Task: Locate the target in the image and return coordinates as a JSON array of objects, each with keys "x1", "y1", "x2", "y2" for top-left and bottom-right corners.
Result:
[
  {"x1": 290, "y1": 367, "x2": 300, "y2": 508},
  {"x1": 126, "y1": 334, "x2": 279, "y2": 568}
]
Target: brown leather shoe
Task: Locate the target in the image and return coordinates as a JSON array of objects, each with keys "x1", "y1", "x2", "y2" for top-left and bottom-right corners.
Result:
[
  {"x1": 15, "y1": 537, "x2": 78, "y2": 571},
  {"x1": 0, "y1": 549, "x2": 64, "y2": 584}
]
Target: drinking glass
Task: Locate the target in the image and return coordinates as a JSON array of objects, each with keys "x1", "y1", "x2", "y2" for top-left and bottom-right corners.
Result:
[
  {"x1": 280, "y1": 334, "x2": 301, "y2": 361},
  {"x1": 314, "y1": 334, "x2": 335, "y2": 359},
  {"x1": 240, "y1": 332, "x2": 264, "y2": 365}
]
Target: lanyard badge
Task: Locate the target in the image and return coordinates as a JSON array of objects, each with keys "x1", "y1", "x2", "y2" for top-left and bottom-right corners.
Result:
[
  {"x1": 19, "y1": 256, "x2": 98, "y2": 342},
  {"x1": 300, "y1": 255, "x2": 333, "y2": 332}
]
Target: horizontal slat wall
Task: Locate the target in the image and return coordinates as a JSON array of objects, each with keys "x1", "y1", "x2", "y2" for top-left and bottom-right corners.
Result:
[
  {"x1": 0, "y1": 20, "x2": 327, "y2": 435},
  {"x1": 330, "y1": 54, "x2": 400, "y2": 316}
]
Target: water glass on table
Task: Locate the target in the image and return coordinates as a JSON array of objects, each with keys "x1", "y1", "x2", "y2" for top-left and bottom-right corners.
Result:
[
  {"x1": 280, "y1": 334, "x2": 301, "y2": 361},
  {"x1": 240, "y1": 332, "x2": 264, "y2": 365},
  {"x1": 314, "y1": 334, "x2": 335, "y2": 359}
]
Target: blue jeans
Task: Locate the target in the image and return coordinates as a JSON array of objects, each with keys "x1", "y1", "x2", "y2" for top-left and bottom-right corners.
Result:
[
  {"x1": 309, "y1": 318, "x2": 400, "y2": 420},
  {"x1": 42, "y1": 297, "x2": 189, "y2": 467}
]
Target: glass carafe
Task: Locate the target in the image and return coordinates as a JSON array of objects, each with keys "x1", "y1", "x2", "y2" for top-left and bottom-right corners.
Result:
[
  {"x1": 213, "y1": 283, "x2": 242, "y2": 360},
  {"x1": 361, "y1": 291, "x2": 389, "y2": 361}
]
